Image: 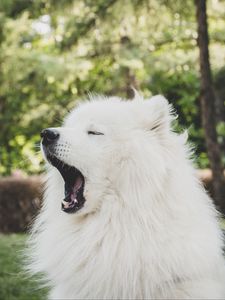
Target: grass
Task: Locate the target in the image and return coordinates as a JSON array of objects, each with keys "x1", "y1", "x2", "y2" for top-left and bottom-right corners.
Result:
[{"x1": 0, "y1": 234, "x2": 47, "y2": 300}]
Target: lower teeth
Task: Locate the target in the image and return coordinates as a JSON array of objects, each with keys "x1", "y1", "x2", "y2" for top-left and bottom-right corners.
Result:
[
  {"x1": 62, "y1": 200, "x2": 70, "y2": 208},
  {"x1": 62, "y1": 198, "x2": 78, "y2": 209}
]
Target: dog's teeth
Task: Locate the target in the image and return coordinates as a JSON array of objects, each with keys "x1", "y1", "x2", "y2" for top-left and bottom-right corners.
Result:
[{"x1": 62, "y1": 200, "x2": 70, "y2": 208}]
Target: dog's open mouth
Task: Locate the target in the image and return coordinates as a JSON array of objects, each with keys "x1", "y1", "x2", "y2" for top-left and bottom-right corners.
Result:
[{"x1": 47, "y1": 155, "x2": 85, "y2": 213}]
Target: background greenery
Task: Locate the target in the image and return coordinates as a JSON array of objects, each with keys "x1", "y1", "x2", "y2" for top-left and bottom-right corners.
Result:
[
  {"x1": 0, "y1": 234, "x2": 47, "y2": 300},
  {"x1": 0, "y1": 0, "x2": 225, "y2": 175}
]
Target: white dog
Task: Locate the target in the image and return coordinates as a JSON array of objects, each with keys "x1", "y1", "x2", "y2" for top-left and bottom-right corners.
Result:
[{"x1": 27, "y1": 93, "x2": 225, "y2": 299}]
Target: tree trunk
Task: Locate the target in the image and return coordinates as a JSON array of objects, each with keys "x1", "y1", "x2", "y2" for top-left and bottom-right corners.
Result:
[
  {"x1": 125, "y1": 67, "x2": 139, "y2": 99},
  {"x1": 195, "y1": 0, "x2": 225, "y2": 213}
]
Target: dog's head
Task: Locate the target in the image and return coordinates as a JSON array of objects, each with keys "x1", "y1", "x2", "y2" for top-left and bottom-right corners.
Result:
[{"x1": 41, "y1": 94, "x2": 174, "y2": 215}]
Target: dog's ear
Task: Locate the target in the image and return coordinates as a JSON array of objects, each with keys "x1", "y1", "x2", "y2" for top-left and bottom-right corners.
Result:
[{"x1": 143, "y1": 95, "x2": 173, "y2": 132}]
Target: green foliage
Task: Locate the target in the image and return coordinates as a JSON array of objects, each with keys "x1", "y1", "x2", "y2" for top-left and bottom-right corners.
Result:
[
  {"x1": 0, "y1": 234, "x2": 47, "y2": 300},
  {"x1": 0, "y1": 0, "x2": 225, "y2": 175}
]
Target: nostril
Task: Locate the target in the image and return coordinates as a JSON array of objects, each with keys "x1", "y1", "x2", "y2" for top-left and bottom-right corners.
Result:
[{"x1": 41, "y1": 128, "x2": 60, "y2": 146}]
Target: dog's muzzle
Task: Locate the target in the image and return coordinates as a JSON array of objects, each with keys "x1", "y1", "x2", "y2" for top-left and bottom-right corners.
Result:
[{"x1": 40, "y1": 128, "x2": 86, "y2": 214}]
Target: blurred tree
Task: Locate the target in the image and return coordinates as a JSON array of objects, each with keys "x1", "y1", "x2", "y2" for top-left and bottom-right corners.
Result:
[
  {"x1": 0, "y1": 0, "x2": 224, "y2": 178},
  {"x1": 195, "y1": 0, "x2": 225, "y2": 212},
  {"x1": 214, "y1": 67, "x2": 225, "y2": 151}
]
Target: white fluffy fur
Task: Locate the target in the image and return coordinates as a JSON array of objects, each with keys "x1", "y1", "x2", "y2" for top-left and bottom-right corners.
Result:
[{"x1": 27, "y1": 94, "x2": 225, "y2": 299}]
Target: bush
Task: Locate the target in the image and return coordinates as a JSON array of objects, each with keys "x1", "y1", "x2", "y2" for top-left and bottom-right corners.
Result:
[{"x1": 0, "y1": 176, "x2": 42, "y2": 233}]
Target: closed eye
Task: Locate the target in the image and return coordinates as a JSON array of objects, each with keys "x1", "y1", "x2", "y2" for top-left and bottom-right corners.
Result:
[{"x1": 88, "y1": 131, "x2": 104, "y2": 135}]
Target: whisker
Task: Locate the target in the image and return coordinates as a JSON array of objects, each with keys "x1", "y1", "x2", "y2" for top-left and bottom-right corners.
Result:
[{"x1": 53, "y1": 117, "x2": 63, "y2": 125}]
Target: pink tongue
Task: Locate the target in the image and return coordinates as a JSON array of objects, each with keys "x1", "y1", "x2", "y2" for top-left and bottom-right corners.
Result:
[
  {"x1": 70, "y1": 176, "x2": 83, "y2": 201},
  {"x1": 74, "y1": 176, "x2": 83, "y2": 191}
]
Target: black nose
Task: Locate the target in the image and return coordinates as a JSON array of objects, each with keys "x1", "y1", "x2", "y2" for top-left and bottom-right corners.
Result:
[{"x1": 41, "y1": 128, "x2": 59, "y2": 146}]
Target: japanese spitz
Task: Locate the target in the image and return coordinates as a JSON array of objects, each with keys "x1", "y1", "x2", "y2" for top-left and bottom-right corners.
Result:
[{"x1": 27, "y1": 93, "x2": 225, "y2": 299}]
